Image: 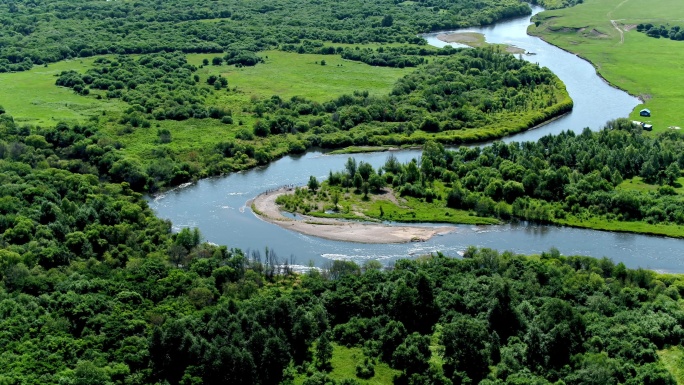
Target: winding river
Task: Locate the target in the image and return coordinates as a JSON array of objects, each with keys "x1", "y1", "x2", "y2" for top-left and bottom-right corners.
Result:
[{"x1": 149, "y1": 7, "x2": 684, "y2": 273}]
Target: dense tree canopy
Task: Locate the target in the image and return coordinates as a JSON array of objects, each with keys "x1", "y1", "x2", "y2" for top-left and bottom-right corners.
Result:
[
  {"x1": 0, "y1": 0, "x2": 530, "y2": 72},
  {"x1": 0, "y1": 0, "x2": 682, "y2": 383},
  {"x1": 56, "y1": 52, "x2": 230, "y2": 121}
]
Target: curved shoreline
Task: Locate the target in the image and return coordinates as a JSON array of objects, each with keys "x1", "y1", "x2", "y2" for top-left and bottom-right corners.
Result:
[
  {"x1": 526, "y1": 25, "x2": 644, "y2": 103},
  {"x1": 249, "y1": 188, "x2": 455, "y2": 244}
]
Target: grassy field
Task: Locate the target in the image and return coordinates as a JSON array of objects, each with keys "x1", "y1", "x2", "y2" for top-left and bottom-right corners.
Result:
[
  {"x1": 104, "y1": 51, "x2": 413, "y2": 162},
  {"x1": 658, "y1": 346, "x2": 684, "y2": 384},
  {"x1": 529, "y1": 0, "x2": 684, "y2": 131},
  {"x1": 294, "y1": 344, "x2": 400, "y2": 385},
  {"x1": 617, "y1": 176, "x2": 684, "y2": 194},
  {"x1": 0, "y1": 58, "x2": 124, "y2": 126},
  {"x1": 188, "y1": 50, "x2": 415, "y2": 103}
]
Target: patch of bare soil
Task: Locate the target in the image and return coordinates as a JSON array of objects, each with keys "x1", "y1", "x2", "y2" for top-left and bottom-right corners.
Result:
[
  {"x1": 589, "y1": 28, "x2": 610, "y2": 38},
  {"x1": 437, "y1": 32, "x2": 483, "y2": 45},
  {"x1": 504, "y1": 45, "x2": 526, "y2": 54},
  {"x1": 369, "y1": 188, "x2": 405, "y2": 207}
]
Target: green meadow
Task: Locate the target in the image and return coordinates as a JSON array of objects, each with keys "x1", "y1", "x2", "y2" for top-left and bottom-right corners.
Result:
[
  {"x1": 658, "y1": 346, "x2": 684, "y2": 385},
  {"x1": 293, "y1": 344, "x2": 400, "y2": 385},
  {"x1": 529, "y1": 0, "x2": 684, "y2": 131},
  {"x1": 0, "y1": 58, "x2": 124, "y2": 126},
  {"x1": 618, "y1": 176, "x2": 684, "y2": 195},
  {"x1": 191, "y1": 50, "x2": 415, "y2": 102},
  {"x1": 112, "y1": 51, "x2": 412, "y2": 162}
]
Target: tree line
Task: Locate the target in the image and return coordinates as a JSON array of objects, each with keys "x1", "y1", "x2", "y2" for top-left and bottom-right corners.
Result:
[{"x1": 637, "y1": 23, "x2": 684, "y2": 41}]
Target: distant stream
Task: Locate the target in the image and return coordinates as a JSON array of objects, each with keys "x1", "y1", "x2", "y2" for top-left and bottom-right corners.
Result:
[{"x1": 148, "y1": 7, "x2": 684, "y2": 273}]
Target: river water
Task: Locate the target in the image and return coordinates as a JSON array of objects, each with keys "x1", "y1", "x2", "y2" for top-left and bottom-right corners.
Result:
[
  {"x1": 423, "y1": 5, "x2": 640, "y2": 143},
  {"x1": 149, "y1": 8, "x2": 684, "y2": 272}
]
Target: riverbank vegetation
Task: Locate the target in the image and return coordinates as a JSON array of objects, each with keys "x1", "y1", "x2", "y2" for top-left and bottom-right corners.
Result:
[
  {"x1": 280, "y1": 119, "x2": 684, "y2": 237},
  {"x1": 529, "y1": 0, "x2": 684, "y2": 130},
  {"x1": 0, "y1": 0, "x2": 576, "y2": 194},
  {"x1": 2, "y1": 0, "x2": 684, "y2": 382}
]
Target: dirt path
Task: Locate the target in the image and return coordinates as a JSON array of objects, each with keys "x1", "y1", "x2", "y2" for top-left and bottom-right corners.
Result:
[
  {"x1": 611, "y1": 19, "x2": 624, "y2": 44},
  {"x1": 249, "y1": 188, "x2": 454, "y2": 244},
  {"x1": 608, "y1": 0, "x2": 630, "y2": 44}
]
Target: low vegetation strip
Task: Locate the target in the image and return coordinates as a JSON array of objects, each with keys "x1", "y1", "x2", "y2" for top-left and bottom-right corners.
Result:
[{"x1": 251, "y1": 188, "x2": 454, "y2": 243}]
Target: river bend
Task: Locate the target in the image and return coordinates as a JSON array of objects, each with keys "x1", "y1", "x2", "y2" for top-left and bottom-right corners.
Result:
[{"x1": 149, "y1": 8, "x2": 683, "y2": 272}]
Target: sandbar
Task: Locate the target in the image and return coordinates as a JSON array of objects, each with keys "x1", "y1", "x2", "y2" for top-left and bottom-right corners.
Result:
[
  {"x1": 437, "y1": 32, "x2": 526, "y2": 54},
  {"x1": 249, "y1": 188, "x2": 454, "y2": 244}
]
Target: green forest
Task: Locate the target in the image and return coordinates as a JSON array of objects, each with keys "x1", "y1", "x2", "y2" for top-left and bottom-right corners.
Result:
[
  {"x1": 0, "y1": 0, "x2": 530, "y2": 72},
  {"x1": 3, "y1": 210, "x2": 684, "y2": 385},
  {"x1": 1, "y1": 112, "x2": 683, "y2": 384},
  {"x1": 1, "y1": 0, "x2": 684, "y2": 383}
]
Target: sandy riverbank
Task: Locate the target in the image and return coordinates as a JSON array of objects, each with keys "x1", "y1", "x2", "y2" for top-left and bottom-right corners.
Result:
[
  {"x1": 249, "y1": 188, "x2": 454, "y2": 244},
  {"x1": 436, "y1": 32, "x2": 526, "y2": 54}
]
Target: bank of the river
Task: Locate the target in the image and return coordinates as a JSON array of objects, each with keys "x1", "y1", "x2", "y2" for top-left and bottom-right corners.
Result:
[
  {"x1": 272, "y1": 179, "x2": 684, "y2": 242},
  {"x1": 556, "y1": 216, "x2": 684, "y2": 240},
  {"x1": 526, "y1": 0, "x2": 684, "y2": 131},
  {"x1": 250, "y1": 188, "x2": 454, "y2": 243}
]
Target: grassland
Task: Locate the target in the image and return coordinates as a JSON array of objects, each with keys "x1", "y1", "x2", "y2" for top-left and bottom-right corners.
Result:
[
  {"x1": 529, "y1": 0, "x2": 684, "y2": 131},
  {"x1": 109, "y1": 51, "x2": 412, "y2": 163},
  {"x1": 659, "y1": 346, "x2": 684, "y2": 384},
  {"x1": 294, "y1": 344, "x2": 400, "y2": 385},
  {"x1": 0, "y1": 50, "x2": 411, "y2": 164},
  {"x1": 618, "y1": 176, "x2": 684, "y2": 195},
  {"x1": 188, "y1": 50, "x2": 415, "y2": 103},
  {"x1": 0, "y1": 58, "x2": 124, "y2": 126}
]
